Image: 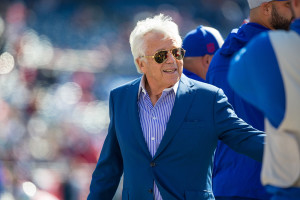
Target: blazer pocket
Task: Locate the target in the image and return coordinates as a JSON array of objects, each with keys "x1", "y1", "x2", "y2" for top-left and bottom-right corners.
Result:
[
  {"x1": 185, "y1": 190, "x2": 214, "y2": 200},
  {"x1": 181, "y1": 121, "x2": 206, "y2": 129},
  {"x1": 122, "y1": 189, "x2": 129, "y2": 200}
]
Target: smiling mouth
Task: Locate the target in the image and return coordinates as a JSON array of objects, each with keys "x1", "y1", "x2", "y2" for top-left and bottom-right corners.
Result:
[{"x1": 163, "y1": 69, "x2": 177, "y2": 73}]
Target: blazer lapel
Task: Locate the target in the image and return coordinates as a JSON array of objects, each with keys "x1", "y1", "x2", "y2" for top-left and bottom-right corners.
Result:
[
  {"x1": 127, "y1": 78, "x2": 152, "y2": 159},
  {"x1": 153, "y1": 75, "x2": 195, "y2": 159}
]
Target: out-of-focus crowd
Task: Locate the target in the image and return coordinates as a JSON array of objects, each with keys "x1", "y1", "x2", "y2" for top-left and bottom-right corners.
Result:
[{"x1": 0, "y1": 0, "x2": 248, "y2": 199}]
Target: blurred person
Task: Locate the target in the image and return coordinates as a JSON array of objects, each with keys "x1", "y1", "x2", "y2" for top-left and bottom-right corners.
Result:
[
  {"x1": 206, "y1": 0, "x2": 293, "y2": 199},
  {"x1": 87, "y1": 14, "x2": 266, "y2": 200},
  {"x1": 228, "y1": 0, "x2": 300, "y2": 199},
  {"x1": 62, "y1": 171, "x2": 80, "y2": 200},
  {"x1": 182, "y1": 25, "x2": 224, "y2": 82}
]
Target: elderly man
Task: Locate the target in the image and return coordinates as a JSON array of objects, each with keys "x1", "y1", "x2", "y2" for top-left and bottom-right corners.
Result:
[
  {"x1": 87, "y1": 14, "x2": 265, "y2": 200},
  {"x1": 182, "y1": 25, "x2": 224, "y2": 82},
  {"x1": 206, "y1": 0, "x2": 293, "y2": 199},
  {"x1": 229, "y1": 0, "x2": 300, "y2": 199}
]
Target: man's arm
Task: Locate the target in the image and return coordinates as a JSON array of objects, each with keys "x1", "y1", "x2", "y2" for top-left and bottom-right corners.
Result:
[
  {"x1": 87, "y1": 91, "x2": 123, "y2": 200},
  {"x1": 213, "y1": 88, "x2": 265, "y2": 162},
  {"x1": 228, "y1": 32, "x2": 285, "y2": 128}
]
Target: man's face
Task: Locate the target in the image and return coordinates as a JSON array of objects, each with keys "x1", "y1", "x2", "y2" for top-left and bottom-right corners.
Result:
[
  {"x1": 270, "y1": 1, "x2": 294, "y2": 30},
  {"x1": 139, "y1": 32, "x2": 183, "y2": 91}
]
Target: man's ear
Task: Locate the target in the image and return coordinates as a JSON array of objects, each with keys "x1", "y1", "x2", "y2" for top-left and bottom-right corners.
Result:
[
  {"x1": 202, "y1": 54, "x2": 212, "y2": 70},
  {"x1": 136, "y1": 58, "x2": 145, "y2": 73},
  {"x1": 261, "y1": 2, "x2": 272, "y2": 16}
]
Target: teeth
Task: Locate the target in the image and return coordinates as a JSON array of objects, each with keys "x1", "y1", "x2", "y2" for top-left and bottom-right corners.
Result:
[{"x1": 164, "y1": 69, "x2": 175, "y2": 72}]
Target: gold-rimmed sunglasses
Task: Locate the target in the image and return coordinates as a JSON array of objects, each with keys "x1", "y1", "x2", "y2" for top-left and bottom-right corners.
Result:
[{"x1": 140, "y1": 47, "x2": 186, "y2": 64}]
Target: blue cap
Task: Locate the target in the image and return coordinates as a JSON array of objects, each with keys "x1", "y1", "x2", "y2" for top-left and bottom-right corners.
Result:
[{"x1": 182, "y1": 25, "x2": 224, "y2": 57}]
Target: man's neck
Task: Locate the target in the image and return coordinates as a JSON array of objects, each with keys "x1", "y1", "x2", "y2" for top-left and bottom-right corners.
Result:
[
  {"x1": 144, "y1": 78, "x2": 164, "y2": 106},
  {"x1": 184, "y1": 59, "x2": 205, "y2": 80}
]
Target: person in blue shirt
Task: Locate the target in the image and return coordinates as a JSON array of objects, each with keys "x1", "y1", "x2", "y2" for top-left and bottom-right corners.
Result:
[
  {"x1": 87, "y1": 14, "x2": 266, "y2": 200},
  {"x1": 182, "y1": 25, "x2": 223, "y2": 82},
  {"x1": 228, "y1": 1, "x2": 300, "y2": 199},
  {"x1": 206, "y1": 0, "x2": 293, "y2": 199}
]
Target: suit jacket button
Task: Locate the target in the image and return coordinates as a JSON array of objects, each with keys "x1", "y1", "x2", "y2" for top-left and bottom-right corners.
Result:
[
  {"x1": 148, "y1": 189, "x2": 153, "y2": 193},
  {"x1": 150, "y1": 162, "x2": 156, "y2": 167}
]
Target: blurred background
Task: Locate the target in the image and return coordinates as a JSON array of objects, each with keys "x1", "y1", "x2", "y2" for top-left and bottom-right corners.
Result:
[{"x1": 0, "y1": 0, "x2": 249, "y2": 199}]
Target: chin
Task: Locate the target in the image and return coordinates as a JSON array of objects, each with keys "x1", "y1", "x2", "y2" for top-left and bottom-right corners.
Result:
[{"x1": 168, "y1": 78, "x2": 179, "y2": 87}]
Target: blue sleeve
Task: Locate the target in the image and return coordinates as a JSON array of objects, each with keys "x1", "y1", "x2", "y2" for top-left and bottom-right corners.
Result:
[
  {"x1": 88, "y1": 91, "x2": 123, "y2": 200},
  {"x1": 228, "y1": 32, "x2": 285, "y2": 128},
  {"x1": 213, "y1": 89, "x2": 265, "y2": 162}
]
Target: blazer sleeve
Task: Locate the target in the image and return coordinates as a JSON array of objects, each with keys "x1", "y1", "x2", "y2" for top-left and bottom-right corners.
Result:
[
  {"x1": 87, "y1": 90, "x2": 124, "y2": 200},
  {"x1": 213, "y1": 88, "x2": 265, "y2": 162}
]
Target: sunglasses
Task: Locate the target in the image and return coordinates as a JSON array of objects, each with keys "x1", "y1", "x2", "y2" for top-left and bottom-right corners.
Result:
[{"x1": 140, "y1": 47, "x2": 186, "y2": 64}]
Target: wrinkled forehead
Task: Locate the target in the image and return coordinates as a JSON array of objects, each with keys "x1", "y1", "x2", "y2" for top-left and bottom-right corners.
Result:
[{"x1": 143, "y1": 31, "x2": 180, "y2": 48}]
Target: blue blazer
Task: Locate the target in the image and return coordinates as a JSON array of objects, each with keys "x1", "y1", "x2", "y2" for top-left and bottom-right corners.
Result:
[{"x1": 87, "y1": 75, "x2": 265, "y2": 200}]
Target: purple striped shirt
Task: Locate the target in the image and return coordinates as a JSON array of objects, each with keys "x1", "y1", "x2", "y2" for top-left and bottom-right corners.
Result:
[{"x1": 138, "y1": 76, "x2": 178, "y2": 200}]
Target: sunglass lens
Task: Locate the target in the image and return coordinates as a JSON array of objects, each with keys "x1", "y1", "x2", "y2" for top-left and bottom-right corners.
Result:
[
  {"x1": 172, "y1": 48, "x2": 185, "y2": 60},
  {"x1": 154, "y1": 50, "x2": 168, "y2": 64},
  {"x1": 153, "y1": 48, "x2": 185, "y2": 64}
]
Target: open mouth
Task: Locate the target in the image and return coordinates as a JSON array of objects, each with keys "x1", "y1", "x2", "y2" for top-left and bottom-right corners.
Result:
[{"x1": 163, "y1": 69, "x2": 177, "y2": 73}]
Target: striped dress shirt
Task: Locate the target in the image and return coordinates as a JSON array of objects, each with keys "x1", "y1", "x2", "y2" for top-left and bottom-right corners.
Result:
[{"x1": 138, "y1": 76, "x2": 178, "y2": 200}]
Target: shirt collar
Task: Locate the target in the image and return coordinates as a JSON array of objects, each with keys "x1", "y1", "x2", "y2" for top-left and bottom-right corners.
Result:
[{"x1": 138, "y1": 75, "x2": 179, "y2": 99}]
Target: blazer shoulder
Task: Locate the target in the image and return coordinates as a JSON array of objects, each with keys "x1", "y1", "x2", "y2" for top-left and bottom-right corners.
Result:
[
  {"x1": 111, "y1": 77, "x2": 141, "y2": 95},
  {"x1": 189, "y1": 78, "x2": 220, "y2": 94}
]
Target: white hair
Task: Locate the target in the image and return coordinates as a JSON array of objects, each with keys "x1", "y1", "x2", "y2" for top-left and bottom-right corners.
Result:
[{"x1": 129, "y1": 13, "x2": 182, "y2": 73}]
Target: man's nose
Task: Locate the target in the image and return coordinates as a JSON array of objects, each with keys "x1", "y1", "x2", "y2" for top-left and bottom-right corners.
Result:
[{"x1": 165, "y1": 52, "x2": 175, "y2": 63}]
